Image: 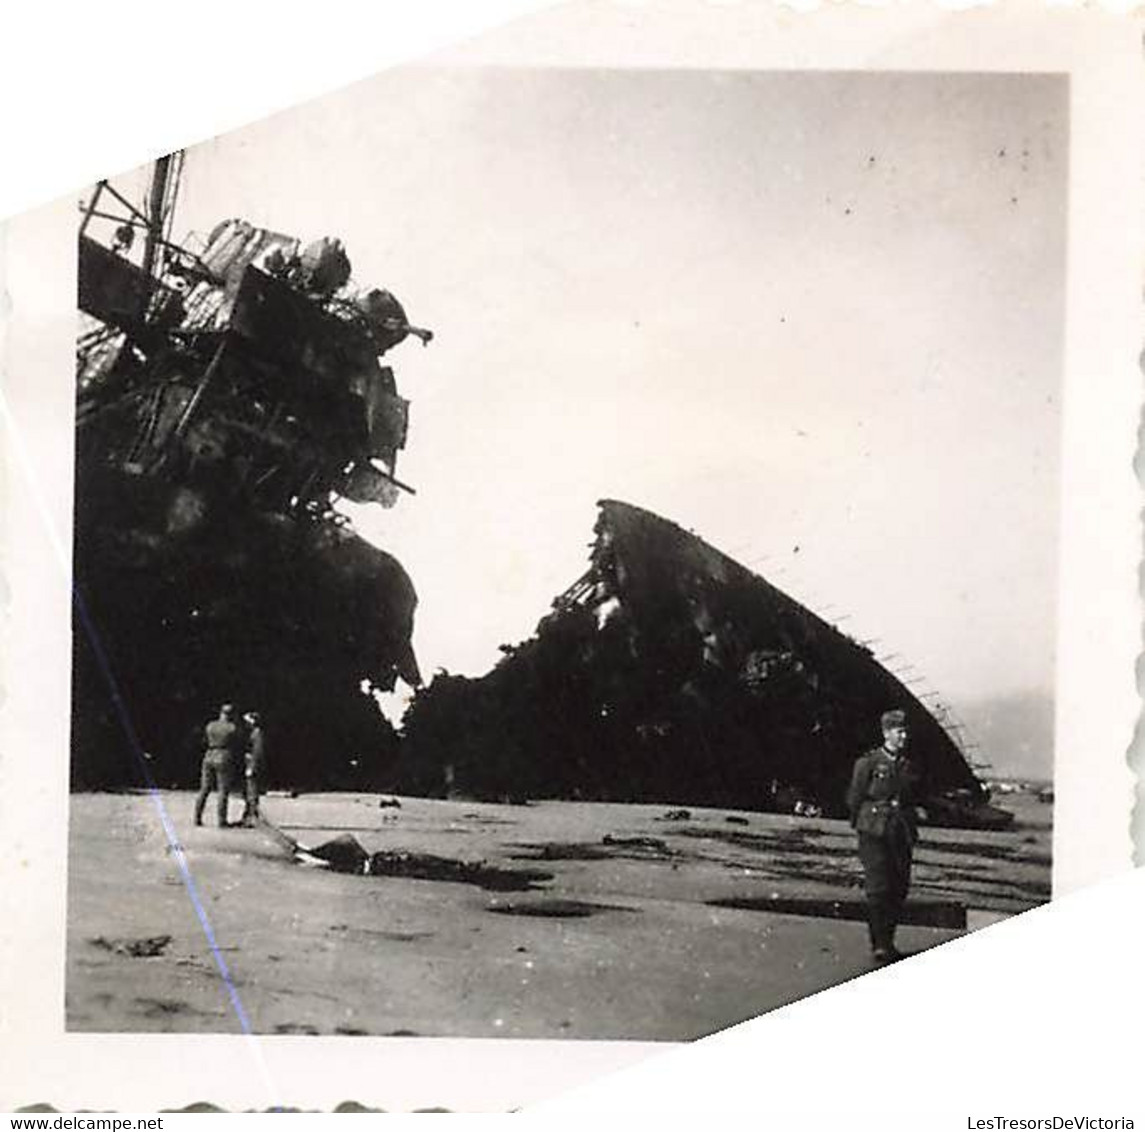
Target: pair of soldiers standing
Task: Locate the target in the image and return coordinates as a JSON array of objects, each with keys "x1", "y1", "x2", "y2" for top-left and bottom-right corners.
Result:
[{"x1": 193, "y1": 703, "x2": 266, "y2": 828}]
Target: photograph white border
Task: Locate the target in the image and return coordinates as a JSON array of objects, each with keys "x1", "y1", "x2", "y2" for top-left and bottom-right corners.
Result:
[{"x1": 1, "y1": 0, "x2": 1140, "y2": 1114}]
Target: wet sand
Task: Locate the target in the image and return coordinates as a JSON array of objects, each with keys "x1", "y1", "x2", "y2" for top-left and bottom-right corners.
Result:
[{"x1": 66, "y1": 790, "x2": 1051, "y2": 1040}]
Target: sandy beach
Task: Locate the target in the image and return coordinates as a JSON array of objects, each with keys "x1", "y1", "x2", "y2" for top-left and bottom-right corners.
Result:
[{"x1": 66, "y1": 790, "x2": 1050, "y2": 1041}]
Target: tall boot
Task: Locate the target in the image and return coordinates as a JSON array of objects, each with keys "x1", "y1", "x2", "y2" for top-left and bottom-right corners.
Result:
[
  {"x1": 885, "y1": 895, "x2": 902, "y2": 957},
  {"x1": 869, "y1": 899, "x2": 896, "y2": 962}
]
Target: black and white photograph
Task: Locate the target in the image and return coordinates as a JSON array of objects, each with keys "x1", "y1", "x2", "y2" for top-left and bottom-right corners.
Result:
[
  {"x1": 2, "y1": 0, "x2": 1143, "y2": 1117},
  {"x1": 63, "y1": 60, "x2": 1065, "y2": 1044}
]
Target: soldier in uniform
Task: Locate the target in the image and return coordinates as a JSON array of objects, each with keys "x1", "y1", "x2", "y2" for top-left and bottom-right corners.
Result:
[
  {"x1": 240, "y1": 711, "x2": 266, "y2": 827},
  {"x1": 846, "y1": 709, "x2": 920, "y2": 963},
  {"x1": 194, "y1": 703, "x2": 242, "y2": 827}
]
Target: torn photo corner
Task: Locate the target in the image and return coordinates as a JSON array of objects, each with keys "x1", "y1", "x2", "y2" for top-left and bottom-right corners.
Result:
[{"x1": 0, "y1": 0, "x2": 1140, "y2": 1116}]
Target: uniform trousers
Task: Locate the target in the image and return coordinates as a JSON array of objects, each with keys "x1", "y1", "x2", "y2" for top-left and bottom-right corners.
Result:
[
  {"x1": 194, "y1": 749, "x2": 237, "y2": 827},
  {"x1": 242, "y1": 764, "x2": 263, "y2": 823},
  {"x1": 857, "y1": 818, "x2": 914, "y2": 951}
]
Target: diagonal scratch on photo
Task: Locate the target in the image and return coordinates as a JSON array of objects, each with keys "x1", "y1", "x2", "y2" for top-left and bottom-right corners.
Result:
[{"x1": 68, "y1": 66, "x2": 1063, "y2": 1041}]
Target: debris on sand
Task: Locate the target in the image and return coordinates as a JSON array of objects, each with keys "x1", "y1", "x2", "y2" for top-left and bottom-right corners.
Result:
[
  {"x1": 295, "y1": 833, "x2": 372, "y2": 873},
  {"x1": 510, "y1": 842, "x2": 612, "y2": 861},
  {"x1": 709, "y1": 895, "x2": 966, "y2": 931},
  {"x1": 261, "y1": 823, "x2": 369, "y2": 872},
  {"x1": 602, "y1": 834, "x2": 671, "y2": 853},
  {"x1": 511, "y1": 836, "x2": 679, "y2": 863},
  {"x1": 724, "y1": 815, "x2": 750, "y2": 826},
  {"x1": 488, "y1": 899, "x2": 640, "y2": 919},
  {"x1": 134, "y1": 996, "x2": 217, "y2": 1020},
  {"x1": 266, "y1": 820, "x2": 552, "y2": 891},
  {"x1": 919, "y1": 793, "x2": 1014, "y2": 830},
  {"x1": 89, "y1": 934, "x2": 172, "y2": 958},
  {"x1": 367, "y1": 852, "x2": 552, "y2": 892}
]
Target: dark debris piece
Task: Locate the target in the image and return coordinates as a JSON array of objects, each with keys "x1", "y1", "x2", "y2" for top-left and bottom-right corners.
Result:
[
  {"x1": 89, "y1": 933, "x2": 172, "y2": 958},
  {"x1": 488, "y1": 899, "x2": 640, "y2": 919},
  {"x1": 302, "y1": 833, "x2": 371, "y2": 873},
  {"x1": 367, "y1": 850, "x2": 552, "y2": 892},
  {"x1": 509, "y1": 842, "x2": 612, "y2": 861},
  {"x1": 601, "y1": 834, "x2": 669, "y2": 852},
  {"x1": 709, "y1": 895, "x2": 966, "y2": 930}
]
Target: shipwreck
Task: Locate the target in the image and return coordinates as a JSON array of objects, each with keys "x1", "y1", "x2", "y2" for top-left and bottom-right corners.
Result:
[
  {"x1": 73, "y1": 157, "x2": 1008, "y2": 830},
  {"x1": 398, "y1": 500, "x2": 1011, "y2": 828},
  {"x1": 73, "y1": 155, "x2": 429, "y2": 790}
]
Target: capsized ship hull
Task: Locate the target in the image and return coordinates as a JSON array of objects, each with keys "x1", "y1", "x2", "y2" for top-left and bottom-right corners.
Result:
[{"x1": 399, "y1": 500, "x2": 1004, "y2": 827}]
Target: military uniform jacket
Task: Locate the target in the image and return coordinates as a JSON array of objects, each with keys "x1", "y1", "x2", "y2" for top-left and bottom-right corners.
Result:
[
  {"x1": 204, "y1": 719, "x2": 240, "y2": 754},
  {"x1": 246, "y1": 727, "x2": 266, "y2": 776},
  {"x1": 846, "y1": 748, "x2": 918, "y2": 839}
]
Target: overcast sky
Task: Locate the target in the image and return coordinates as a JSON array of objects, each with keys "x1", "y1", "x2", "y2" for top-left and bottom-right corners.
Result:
[{"x1": 116, "y1": 66, "x2": 1067, "y2": 772}]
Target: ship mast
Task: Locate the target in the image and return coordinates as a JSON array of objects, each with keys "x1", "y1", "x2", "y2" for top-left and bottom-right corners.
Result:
[
  {"x1": 140, "y1": 154, "x2": 173, "y2": 280},
  {"x1": 78, "y1": 150, "x2": 184, "y2": 287}
]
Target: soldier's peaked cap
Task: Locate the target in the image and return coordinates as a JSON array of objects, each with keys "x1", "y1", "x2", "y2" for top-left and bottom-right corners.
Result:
[{"x1": 881, "y1": 709, "x2": 907, "y2": 730}]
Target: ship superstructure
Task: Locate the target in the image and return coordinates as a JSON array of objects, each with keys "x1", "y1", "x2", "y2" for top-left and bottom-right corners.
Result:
[{"x1": 73, "y1": 156, "x2": 431, "y2": 788}]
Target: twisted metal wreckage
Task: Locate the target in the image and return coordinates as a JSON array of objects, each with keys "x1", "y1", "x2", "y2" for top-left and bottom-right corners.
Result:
[
  {"x1": 397, "y1": 500, "x2": 1012, "y2": 828},
  {"x1": 74, "y1": 155, "x2": 430, "y2": 789},
  {"x1": 74, "y1": 156, "x2": 1010, "y2": 829}
]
